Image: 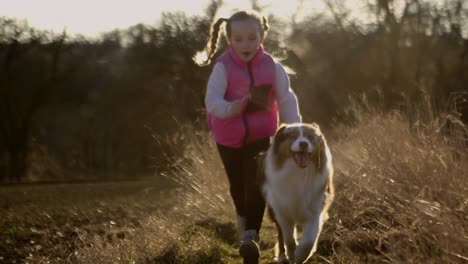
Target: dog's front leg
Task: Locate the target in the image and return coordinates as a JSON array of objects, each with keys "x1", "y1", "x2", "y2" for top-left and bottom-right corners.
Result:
[
  {"x1": 276, "y1": 216, "x2": 296, "y2": 263},
  {"x1": 294, "y1": 215, "x2": 321, "y2": 264}
]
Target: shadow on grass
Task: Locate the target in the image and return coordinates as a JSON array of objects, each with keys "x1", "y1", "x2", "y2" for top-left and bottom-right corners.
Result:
[
  {"x1": 149, "y1": 243, "x2": 227, "y2": 264},
  {"x1": 144, "y1": 217, "x2": 237, "y2": 264},
  {"x1": 192, "y1": 217, "x2": 238, "y2": 245}
]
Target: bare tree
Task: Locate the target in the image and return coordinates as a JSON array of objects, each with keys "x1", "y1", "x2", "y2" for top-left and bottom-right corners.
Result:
[{"x1": 0, "y1": 18, "x2": 74, "y2": 182}]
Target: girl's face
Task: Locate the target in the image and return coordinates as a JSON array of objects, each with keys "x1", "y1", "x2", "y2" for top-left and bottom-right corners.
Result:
[{"x1": 227, "y1": 19, "x2": 264, "y2": 62}]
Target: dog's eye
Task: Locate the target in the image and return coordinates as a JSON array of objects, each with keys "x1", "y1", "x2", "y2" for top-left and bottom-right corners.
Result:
[
  {"x1": 305, "y1": 134, "x2": 315, "y2": 142},
  {"x1": 306, "y1": 134, "x2": 321, "y2": 144},
  {"x1": 285, "y1": 131, "x2": 297, "y2": 138}
]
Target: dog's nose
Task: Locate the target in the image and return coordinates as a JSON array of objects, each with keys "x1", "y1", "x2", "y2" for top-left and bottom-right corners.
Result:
[{"x1": 299, "y1": 141, "x2": 309, "y2": 149}]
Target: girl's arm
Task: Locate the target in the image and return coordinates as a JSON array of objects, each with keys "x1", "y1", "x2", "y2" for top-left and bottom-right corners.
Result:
[
  {"x1": 275, "y1": 63, "x2": 302, "y2": 123},
  {"x1": 205, "y1": 63, "x2": 238, "y2": 118}
]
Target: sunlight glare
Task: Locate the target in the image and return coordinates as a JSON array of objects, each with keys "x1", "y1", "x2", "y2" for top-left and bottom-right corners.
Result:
[{"x1": 193, "y1": 50, "x2": 208, "y2": 66}]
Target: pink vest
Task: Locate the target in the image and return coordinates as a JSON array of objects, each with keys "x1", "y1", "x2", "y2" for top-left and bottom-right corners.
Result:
[{"x1": 208, "y1": 46, "x2": 278, "y2": 148}]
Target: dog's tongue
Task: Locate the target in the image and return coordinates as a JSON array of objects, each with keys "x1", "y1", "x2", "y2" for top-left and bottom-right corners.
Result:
[{"x1": 293, "y1": 152, "x2": 311, "y2": 168}]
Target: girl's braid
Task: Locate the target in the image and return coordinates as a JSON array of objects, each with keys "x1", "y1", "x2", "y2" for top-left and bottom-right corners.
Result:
[
  {"x1": 262, "y1": 16, "x2": 269, "y2": 32},
  {"x1": 203, "y1": 18, "x2": 228, "y2": 65}
]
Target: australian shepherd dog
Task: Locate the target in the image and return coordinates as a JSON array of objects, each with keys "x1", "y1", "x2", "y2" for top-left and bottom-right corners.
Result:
[{"x1": 257, "y1": 123, "x2": 334, "y2": 264}]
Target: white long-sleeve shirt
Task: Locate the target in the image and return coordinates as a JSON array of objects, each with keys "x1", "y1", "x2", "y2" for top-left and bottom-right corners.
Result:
[{"x1": 205, "y1": 62, "x2": 302, "y2": 124}]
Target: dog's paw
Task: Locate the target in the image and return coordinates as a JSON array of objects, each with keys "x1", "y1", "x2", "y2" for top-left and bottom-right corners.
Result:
[
  {"x1": 285, "y1": 242, "x2": 296, "y2": 263},
  {"x1": 294, "y1": 242, "x2": 314, "y2": 264}
]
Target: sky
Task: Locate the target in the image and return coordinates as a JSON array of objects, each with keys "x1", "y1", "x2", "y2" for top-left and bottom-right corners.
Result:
[
  {"x1": 1, "y1": 0, "x2": 447, "y2": 38},
  {"x1": 0, "y1": 0, "x2": 346, "y2": 37}
]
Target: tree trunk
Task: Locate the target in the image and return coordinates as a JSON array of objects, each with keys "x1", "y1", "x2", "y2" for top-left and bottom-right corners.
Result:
[
  {"x1": 6, "y1": 127, "x2": 30, "y2": 183},
  {"x1": 1, "y1": 152, "x2": 8, "y2": 183},
  {"x1": 7, "y1": 146, "x2": 27, "y2": 183}
]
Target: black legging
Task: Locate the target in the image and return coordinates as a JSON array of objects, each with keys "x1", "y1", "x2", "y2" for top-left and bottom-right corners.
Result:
[{"x1": 216, "y1": 138, "x2": 270, "y2": 233}]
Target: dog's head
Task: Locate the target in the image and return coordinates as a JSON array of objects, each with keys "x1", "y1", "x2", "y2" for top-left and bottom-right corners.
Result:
[{"x1": 272, "y1": 123, "x2": 327, "y2": 170}]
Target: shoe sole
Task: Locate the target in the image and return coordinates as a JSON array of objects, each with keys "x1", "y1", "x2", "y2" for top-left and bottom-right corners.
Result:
[
  {"x1": 239, "y1": 240, "x2": 260, "y2": 258},
  {"x1": 243, "y1": 256, "x2": 259, "y2": 264}
]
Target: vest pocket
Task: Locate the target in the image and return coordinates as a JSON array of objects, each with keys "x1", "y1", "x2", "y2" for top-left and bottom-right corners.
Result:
[{"x1": 245, "y1": 84, "x2": 272, "y2": 113}]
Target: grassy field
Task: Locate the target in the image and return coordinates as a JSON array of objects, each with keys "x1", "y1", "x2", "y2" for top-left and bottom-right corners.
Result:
[{"x1": 1, "y1": 109, "x2": 467, "y2": 263}]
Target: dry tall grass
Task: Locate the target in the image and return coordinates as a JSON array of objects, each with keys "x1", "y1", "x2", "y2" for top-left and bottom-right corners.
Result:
[
  {"x1": 137, "y1": 103, "x2": 465, "y2": 263},
  {"x1": 326, "y1": 108, "x2": 467, "y2": 263},
  {"x1": 73, "y1": 106, "x2": 466, "y2": 263},
  {"x1": 170, "y1": 104, "x2": 468, "y2": 260}
]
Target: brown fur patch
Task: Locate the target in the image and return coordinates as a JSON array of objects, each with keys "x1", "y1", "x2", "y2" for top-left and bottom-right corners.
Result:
[
  {"x1": 272, "y1": 125, "x2": 290, "y2": 170},
  {"x1": 274, "y1": 138, "x2": 293, "y2": 170},
  {"x1": 311, "y1": 135, "x2": 328, "y2": 173}
]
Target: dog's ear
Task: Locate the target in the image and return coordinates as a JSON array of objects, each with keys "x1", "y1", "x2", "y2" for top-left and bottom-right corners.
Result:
[
  {"x1": 317, "y1": 134, "x2": 325, "y2": 149},
  {"x1": 314, "y1": 134, "x2": 327, "y2": 172},
  {"x1": 277, "y1": 123, "x2": 287, "y2": 133},
  {"x1": 311, "y1": 122, "x2": 321, "y2": 132},
  {"x1": 273, "y1": 124, "x2": 287, "y2": 153},
  {"x1": 274, "y1": 124, "x2": 287, "y2": 141}
]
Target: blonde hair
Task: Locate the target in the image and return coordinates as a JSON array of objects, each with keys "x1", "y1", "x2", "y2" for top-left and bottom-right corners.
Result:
[{"x1": 194, "y1": 10, "x2": 269, "y2": 66}]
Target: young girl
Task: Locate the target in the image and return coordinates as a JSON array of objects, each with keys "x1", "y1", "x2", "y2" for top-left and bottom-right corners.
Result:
[{"x1": 197, "y1": 10, "x2": 301, "y2": 263}]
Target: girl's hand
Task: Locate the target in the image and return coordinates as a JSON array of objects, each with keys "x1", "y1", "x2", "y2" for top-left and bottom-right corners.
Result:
[{"x1": 229, "y1": 96, "x2": 250, "y2": 117}]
